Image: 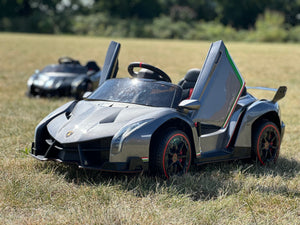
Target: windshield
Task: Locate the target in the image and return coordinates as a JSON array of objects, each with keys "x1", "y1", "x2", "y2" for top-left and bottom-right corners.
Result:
[
  {"x1": 88, "y1": 78, "x2": 182, "y2": 108},
  {"x1": 41, "y1": 65, "x2": 87, "y2": 74}
]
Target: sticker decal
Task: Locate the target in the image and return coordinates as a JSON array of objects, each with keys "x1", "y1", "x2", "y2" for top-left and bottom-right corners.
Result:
[{"x1": 66, "y1": 131, "x2": 74, "y2": 137}]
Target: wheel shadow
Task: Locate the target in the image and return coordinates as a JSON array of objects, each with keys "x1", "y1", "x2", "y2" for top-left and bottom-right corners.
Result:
[{"x1": 36, "y1": 156, "x2": 299, "y2": 201}]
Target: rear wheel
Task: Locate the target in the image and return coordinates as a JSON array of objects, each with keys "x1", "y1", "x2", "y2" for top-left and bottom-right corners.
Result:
[
  {"x1": 152, "y1": 129, "x2": 192, "y2": 178},
  {"x1": 252, "y1": 120, "x2": 281, "y2": 165}
]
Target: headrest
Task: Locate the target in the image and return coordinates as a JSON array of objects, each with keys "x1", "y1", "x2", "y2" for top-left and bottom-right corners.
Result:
[{"x1": 184, "y1": 68, "x2": 201, "y2": 82}]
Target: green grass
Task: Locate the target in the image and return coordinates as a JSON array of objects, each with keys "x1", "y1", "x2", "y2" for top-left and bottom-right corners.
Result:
[{"x1": 0, "y1": 32, "x2": 299, "y2": 224}]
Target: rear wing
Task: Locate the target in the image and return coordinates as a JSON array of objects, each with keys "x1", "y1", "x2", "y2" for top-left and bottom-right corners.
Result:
[{"x1": 247, "y1": 86, "x2": 287, "y2": 103}]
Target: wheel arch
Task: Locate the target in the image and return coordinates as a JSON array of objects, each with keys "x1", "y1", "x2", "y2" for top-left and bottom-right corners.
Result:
[
  {"x1": 251, "y1": 111, "x2": 281, "y2": 134},
  {"x1": 149, "y1": 118, "x2": 197, "y2": 162},
  {"x1": 235, "y1": 100, "x2": 282, "y2": 148}
]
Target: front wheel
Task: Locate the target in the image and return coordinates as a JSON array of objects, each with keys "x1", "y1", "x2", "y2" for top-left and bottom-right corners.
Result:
[
  {"x1": 252, "y1": 120, "x2": 281, "y2": 165},
  {"x1": 152, "y1": 129, "x2": 192, "y2": 178},
  {"x1": 26, "y1": 86, "x2": 36, "y2": 98}
]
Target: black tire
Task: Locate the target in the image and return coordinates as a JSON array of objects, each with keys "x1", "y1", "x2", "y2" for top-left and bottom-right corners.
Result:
[
  {"x1": 152, "y1": 129, "x2": 192, "y2": 178},
  {"x1": 252, "y1": 120, "x2": 281, "y2": 165},
  {"x1": 26, "y1": 86, "x2": 36, "y2": 98}
]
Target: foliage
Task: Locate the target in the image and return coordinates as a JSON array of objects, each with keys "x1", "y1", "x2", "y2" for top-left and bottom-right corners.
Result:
[
  {"x1": 215, "y1": 0, "x2": 300, "y2": 29},
  {"x1": 215, "y1": 0, "x2": 266, "y2": 29},
  {"x1": 186, "y1": 21, "x2": 244, "y2": 41},
  {"x1": 151, "y1": 16, "x2": 191, "y2": 39},
  {"x1": 92, "y1": 0, "x2": 161, "y2": 19},
  {"x1": 1, "y1": 1, "x2": 300, "y2": 42},
  {"x1": 246, "y1": 10, "x2": 288, "y2": 42},
  {"x1": 71, "y1": 13, "x2": 151, "y2": 38},
  {"x1": 71, "y1": 11, "x2": 295, "y2": 43},
  {"x1": 288, "y1": 25, "x2": 300, "y2": 42}
]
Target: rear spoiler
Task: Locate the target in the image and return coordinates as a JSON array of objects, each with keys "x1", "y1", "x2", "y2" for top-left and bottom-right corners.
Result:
[{"x1": 247, "y1": 86, "x2": 287, "y2": 103}]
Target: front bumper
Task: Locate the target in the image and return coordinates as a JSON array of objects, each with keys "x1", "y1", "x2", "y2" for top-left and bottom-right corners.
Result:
[
  {"x1": 29, "y1": 85, "x2": 72, "y2": 97},
  {"x1": 30, "y1": 140, "x2": 147, "y2": 173}
]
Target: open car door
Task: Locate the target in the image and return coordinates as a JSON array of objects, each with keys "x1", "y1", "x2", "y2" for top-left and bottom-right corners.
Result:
[
  {"x1": 98, "y1": 41, "x2": 121, "y2": 86},
  {"x1": 191, "y1": 40, "x2": 245, "y2": 128}
]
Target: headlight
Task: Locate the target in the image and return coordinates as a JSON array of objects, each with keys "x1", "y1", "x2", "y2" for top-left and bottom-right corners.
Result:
[
  {"x1": 27, "y1": 76, "x2": 34, "y2": 87},
  {"x1": 35, "y1": 74, "x2": 49, "y2": 86},
  {"x1": 45, "y1": 79, "x2": 55, "y2": 88},
  {"x1": 111, "y1": 119, "x2": 153, "y2": 154},
  {"x1": 55, "y1": 80, "x2": 63, "y2": 88}
]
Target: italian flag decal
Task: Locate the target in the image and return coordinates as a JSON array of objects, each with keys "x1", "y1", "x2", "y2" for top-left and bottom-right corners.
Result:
[
  {"x1": 222, "y1": 48, "x2": 245, "y2": 128},
  {"x1": 141, "y1": 157, "x2": 149, "y2": 162}
]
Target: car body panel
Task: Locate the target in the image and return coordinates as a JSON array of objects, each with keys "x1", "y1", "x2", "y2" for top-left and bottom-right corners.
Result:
[
  {"x1": 235, "y1": 99, "x2": 283, "y2": 148},
  {"x1": 109, "y1": 110, "x2": 199, "y2": 163},
  {"x1": 191, "y1": 40, "x2": 245, "y2": 128},
  {"x1": 47, "y1": 100, "x2": 172, "y2": 144}
]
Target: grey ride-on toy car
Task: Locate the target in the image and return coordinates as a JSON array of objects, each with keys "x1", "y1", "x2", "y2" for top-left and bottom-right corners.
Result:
[
  {"x1": 30, "y1": 40, "x2": 287, "y2": 178},
  {"x1": 27, "y1": 57, "x2": 101, "y2": 99}
]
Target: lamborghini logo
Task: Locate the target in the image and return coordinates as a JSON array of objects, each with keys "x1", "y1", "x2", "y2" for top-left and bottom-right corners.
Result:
[{"x1": 66, "y1": 131, "x2": 74, "y2": 137}]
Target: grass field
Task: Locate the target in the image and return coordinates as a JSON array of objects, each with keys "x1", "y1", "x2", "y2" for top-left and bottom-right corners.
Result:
[{"x1": 0, "y1": 33, "x2": 299, "y2": 224}]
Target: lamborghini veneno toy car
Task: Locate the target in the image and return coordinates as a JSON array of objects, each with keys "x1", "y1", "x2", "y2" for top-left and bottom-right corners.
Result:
[
  {"x1": 30, "y1": 40, "x2": 287, "y2": 178},
  {"x1": 27, "y1": 57, "x2": 101, "y2": 99}
]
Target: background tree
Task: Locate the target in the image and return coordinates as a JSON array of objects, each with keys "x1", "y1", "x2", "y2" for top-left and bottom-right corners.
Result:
[
  {"x1": 1, "y1": 0, "x2": 299, "y2": 42},
  {"x1": 92, "y1": 0, "x2": 161, "y2": 19}
]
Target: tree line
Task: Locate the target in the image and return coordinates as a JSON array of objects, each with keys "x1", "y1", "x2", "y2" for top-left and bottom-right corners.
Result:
[{"x1": 1, "y1": 0, "x2": 300, "y2": 42}]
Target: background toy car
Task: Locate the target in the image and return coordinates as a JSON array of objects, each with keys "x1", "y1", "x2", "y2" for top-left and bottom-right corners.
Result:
[
  {"x1": 26, "y1": 56, "x2": 101, "y2": 99},
  {"x1": 30, "y1": 40, "x2": 287, "y2": 178}
]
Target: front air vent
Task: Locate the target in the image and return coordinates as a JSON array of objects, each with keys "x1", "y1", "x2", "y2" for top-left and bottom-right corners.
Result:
[
  {"x1": 65, "y1": 111, "x2": 72, "y2": 119},
  {"x1": 54, "y1": 137, "x2": 113, "y2": 167},
  {"x1": 99, "y1": 110, "x2": 121, "y2": 124}
]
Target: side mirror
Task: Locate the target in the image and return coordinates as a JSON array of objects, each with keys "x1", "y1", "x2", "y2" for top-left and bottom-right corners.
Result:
[
  {"x1": 178, "y1": 99, "x2": 201, "y2": 113},
  {"x1": 82, "y1": 91, "x2": 92, "y2": 99}
]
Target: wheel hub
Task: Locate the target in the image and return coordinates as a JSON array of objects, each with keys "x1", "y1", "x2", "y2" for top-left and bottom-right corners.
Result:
[
  {"x1": 264, "y1": 141, "x2": 270, "y2": 150},
  {"x1": 172, "y1": 153, "x2": 178, "y2": 162}
]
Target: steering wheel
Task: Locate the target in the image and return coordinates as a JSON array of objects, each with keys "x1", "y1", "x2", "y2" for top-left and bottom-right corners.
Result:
[
  {"x1": 128, "y1": 62, "x2": 172, "y2": 83},
  {"x1": 58, "y1": 56, "x2": 76, "y2": 64}
]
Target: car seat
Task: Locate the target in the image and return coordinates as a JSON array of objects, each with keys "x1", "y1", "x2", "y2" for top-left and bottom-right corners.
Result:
[
  {"x1": 178, "y1": 68, "x2": 201, "y2": 100},
  {"x1": 86, "y1": 61, "x2": 101, "y2": 72}
]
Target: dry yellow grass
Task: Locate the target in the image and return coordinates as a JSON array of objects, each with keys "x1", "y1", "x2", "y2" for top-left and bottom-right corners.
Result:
[{"x1": 0, "y1": 33, "x2": 299, "y2": 224}]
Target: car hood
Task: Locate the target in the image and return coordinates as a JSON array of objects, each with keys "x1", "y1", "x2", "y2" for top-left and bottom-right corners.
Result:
[
  {"x1": 32, "y1": 72, "x2": 84, "y2": 88},
  {"x1": 37, "y1": 72, "x2": 83, "y2": 80},
  {"x1": 47, "y1": 100, "x2": 170, "y2": 144}
]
